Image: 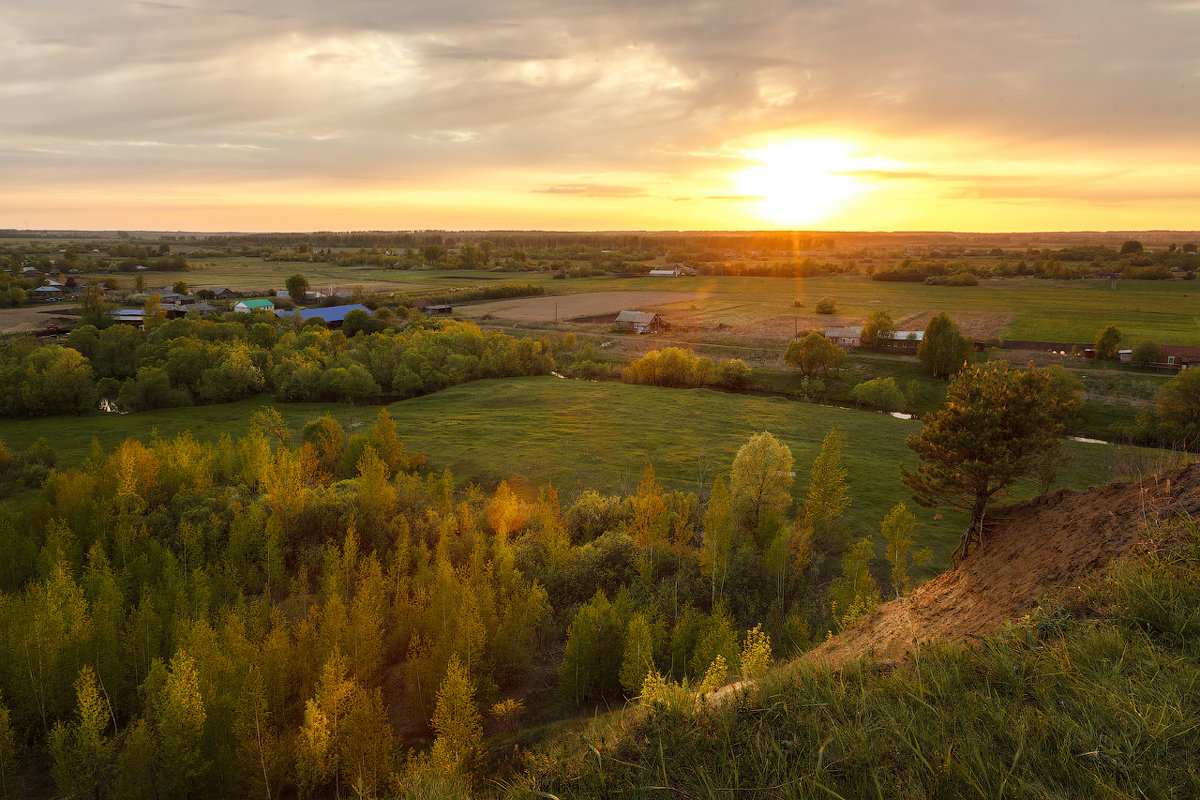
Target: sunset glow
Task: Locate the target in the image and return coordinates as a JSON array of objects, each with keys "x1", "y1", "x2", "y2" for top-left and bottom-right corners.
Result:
[
  {"x1": 733, "y1": 140, "x2": 887, "y2": 226},
  {"x1": 4, "y1": 1, "x2": 1200, "y2": 232}
]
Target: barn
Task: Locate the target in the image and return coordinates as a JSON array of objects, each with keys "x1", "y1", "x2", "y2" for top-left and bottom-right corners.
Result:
[{"x1": 615, "y1": 310, "x2": 666, "y2": 334}]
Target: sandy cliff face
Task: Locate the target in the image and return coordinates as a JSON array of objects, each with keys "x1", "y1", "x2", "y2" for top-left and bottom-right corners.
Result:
[{"x1": 807, "y1": 463, "x2": 1200, "y2": 668}]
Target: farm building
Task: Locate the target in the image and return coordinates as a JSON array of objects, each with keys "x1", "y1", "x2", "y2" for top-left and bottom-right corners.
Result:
[
  {"x1": 1156, "y1": 345, "x2": 1200, "y2": 369},
  {"x1": 235, "y1": 298, "x2": 276, "y2": 313},
  {"x1": 166, "y1": 301, "x2": 218, "y2": 317},
  {"x1": 825, "y1": 325, "x2": 924, "y2": 352},
  {"x1": 109, "y1": 309, "x2": 146, "y2": 326},
  {"x1": 285, "y1": 304, "x2": 372, "y2": 328},
  {"x1": 615, "y1": 310, "x2": 666, "y2": 334},
  {"x1": 875, "y1": 330, "x2": 924, "y2": 354},
  {"x1": 647, "y1": 265, "x2": 696, "y2": 277},
  {"x1": 825, "y1": 326, "x2": 862, "y2": 347},
  {"x1": 277, "y1": 289, "x2": 326, "y2": 301},
  {"x1": 423, "y1": 304, "x2": 453, "y2": 315}
]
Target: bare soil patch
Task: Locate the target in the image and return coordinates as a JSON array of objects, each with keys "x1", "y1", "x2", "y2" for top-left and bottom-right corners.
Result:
[
  {"x1": 899, "y1": 311, "x2": 1014, "y2": 339},
  {"x1": 458, "y1": 291, "x2": 704, "y2": 323},
  {"x1": 808, "y1": 462, "x2": 1200, "y2": 668},
  {"x1": 0, "y1": 305, "x2": 80, "y2": 334}
]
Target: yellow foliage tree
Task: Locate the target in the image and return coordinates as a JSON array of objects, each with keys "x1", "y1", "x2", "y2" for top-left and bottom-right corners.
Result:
[
  {"x1": 429, "y1": 656, "x2": 482, "y2": 776},
  {"x1": 881, "y1": 502, "x2": 932, "y2": 598},
  {"x1": 729, "y1": 432, "x2": 794, "y2": 541},
  {"x1": 486, "y1": 479, "x2": 531, "y2": 536},
  {"x1": 802, "y1": 429, "x2": 851, "y2": 545}
]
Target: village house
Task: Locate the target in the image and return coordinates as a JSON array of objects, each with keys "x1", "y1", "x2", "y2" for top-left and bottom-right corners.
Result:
[
  {"x1": 234, "y1": 298, "x2": 276, "y2": 313},
  {"x1": 1154, "y1": 345, "x2": 1200, "y2": 370},
  {"x1": 283, "y1": 304, "x2": 371, "y2": 329},
  {"x1": 615, "y1": 310, "x2": 667, "y2": 334},
  {"x1": 824, "y1": 326, "x2": 862, "y2": 348},
  {"x1": 824, "y1": 325, "x2": 924, "y2": 353}
]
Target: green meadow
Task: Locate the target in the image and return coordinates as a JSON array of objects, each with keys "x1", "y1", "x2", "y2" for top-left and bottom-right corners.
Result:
[
  {"x1": 0, "y1": 376, "x2": 1144, "y2": 570},
  {"x1": 546, "y1": 273, "x2": 1200, "y2": 344}
]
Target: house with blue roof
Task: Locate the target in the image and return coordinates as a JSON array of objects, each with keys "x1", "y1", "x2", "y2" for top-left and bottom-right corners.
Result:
[{"x1": 283, "y1": 304, "x2": 372, "y2": 328}]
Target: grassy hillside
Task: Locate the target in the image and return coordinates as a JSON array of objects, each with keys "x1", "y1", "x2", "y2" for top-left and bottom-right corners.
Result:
[
  {"x1": 508, "y1": 515, "x2": 1200, "y2": 800},
  {"x1": 0, "y1": 376, "x2": 1150, "y2": 571}
]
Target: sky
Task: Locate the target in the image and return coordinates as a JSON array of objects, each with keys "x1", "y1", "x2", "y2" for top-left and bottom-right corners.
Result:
[{"x1": 4, "y1": 0, "x2": 1200, "y2": 232}]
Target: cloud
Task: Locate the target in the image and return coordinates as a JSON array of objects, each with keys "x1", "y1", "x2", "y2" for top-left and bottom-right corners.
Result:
[
  {"x1": 536, "y1": 184, "x2": 648, "y2": 197},
  {"x1": 3, "y1": 0, "x2": 1200, "y2": 227}
]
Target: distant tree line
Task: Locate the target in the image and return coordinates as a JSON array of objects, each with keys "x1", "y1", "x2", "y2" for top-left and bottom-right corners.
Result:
[{"x1": 0, "y1": 315, "x2": 555, "y2": 417}]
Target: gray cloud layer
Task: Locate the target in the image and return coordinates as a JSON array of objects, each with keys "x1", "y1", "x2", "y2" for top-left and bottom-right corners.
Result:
[{"x1": 4, "y1": 0, "x2": 1200, "y2": 215}]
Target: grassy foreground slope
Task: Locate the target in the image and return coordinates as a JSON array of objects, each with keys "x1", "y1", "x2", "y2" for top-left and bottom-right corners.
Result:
[{"x1": 510, "y1": 484, "x2": 1200, "y2": 800}]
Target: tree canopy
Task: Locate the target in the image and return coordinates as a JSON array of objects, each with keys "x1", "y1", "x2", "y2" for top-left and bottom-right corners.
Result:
[
  {"x1": 860, "y1": 310, "x2": 896, "y2": 348},
  {"x1": 917, "y1": 313, "x2": 973, "y2": 378},
  {"x1": 1094, "y1": 325, "x2": 1122, "y2": 360},
  {"x1": 1156, "y1": 368, "x2": 1200, "y2": 441},
  {"x1": 729, "y1": 432, "x2": 794, "y2": 539},
  {"x1": 784, "y1": 333, "x2": 846, "y2": 378},
  {"x1": 285, "y1": 274, "x2": 309, "y2": 304},
  {"x1": 901, "y1": 362, "x2": 1066, "y2": 564}
]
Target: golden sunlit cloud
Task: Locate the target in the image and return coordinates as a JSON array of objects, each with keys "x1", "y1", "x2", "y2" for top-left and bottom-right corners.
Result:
[{"x1": 733, "y1": 139, "x2": 896, "y2": 227}]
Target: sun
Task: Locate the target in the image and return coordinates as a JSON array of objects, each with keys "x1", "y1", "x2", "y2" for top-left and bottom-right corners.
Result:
[{"x1": 733, "y1": 139, "x2": 870, "y2": 226}]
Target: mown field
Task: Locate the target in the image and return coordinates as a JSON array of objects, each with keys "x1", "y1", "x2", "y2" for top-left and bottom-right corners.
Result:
[
  {"x1": 496, "y1": 273, "x2": 1200, "y2": 346},
  {"x1": 0, "y1": 376, "x2": 1152, "y2": 571}
]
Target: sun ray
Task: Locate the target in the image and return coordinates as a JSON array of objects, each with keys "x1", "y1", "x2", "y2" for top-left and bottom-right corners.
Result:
[{"x1": 733, "y1": 139, "x2": 883, "y2": 226}]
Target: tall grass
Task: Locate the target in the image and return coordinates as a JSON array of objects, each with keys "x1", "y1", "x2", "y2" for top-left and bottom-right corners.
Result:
[{"x1": 509, "y1": 518, "x2": 1200, "y2": 799}]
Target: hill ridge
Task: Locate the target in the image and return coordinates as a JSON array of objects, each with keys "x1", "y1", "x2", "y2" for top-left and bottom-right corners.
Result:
[{"x1": 808, "y1": 461, "x2": 1200, "y2": 667}]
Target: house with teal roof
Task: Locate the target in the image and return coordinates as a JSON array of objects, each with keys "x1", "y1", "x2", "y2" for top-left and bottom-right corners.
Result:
[{"x1": 234, "y1": 298, "x2": 275, "y2": 313}]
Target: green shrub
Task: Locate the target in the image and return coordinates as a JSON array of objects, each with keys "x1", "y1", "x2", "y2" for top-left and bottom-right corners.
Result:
[
  {"x1": 716, "y1": 358, "x2": 751, "y2": 388},
  {"x1": 851, "y1": 377, "x2": 907, "y2": 412}
]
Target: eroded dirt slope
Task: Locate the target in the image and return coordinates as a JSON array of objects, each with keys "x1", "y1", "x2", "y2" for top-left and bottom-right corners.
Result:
[{"x1": 808, "y1": 463, "x2": 1200, "y2": 667}]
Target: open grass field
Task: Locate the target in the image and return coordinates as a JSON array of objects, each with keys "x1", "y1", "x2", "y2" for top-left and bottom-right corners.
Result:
[
  {"x1": 0, "y1": 377, "x2": 1162, "y2": 572},
  {"x1": 513, "y1": 274, "x2": 1200, "y2": 346},
  {"x1": 181, "y1": 258, "x2": 472, "y2": 294},
  {"x1": 459, "y1": 289, "x2": 704, "y2": 322}
]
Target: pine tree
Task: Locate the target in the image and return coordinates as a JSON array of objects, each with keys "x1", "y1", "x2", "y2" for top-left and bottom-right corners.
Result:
[
  {"x1": 880, "y1": 502, "x2": 931, "y2": 597},
  {"x1": 369, "y1": 407, "x2": 404, "y2": 475},
  {"x1": 49, "y1": 666, "x2": 114, "y2": 798},
  {"x1": 902, "y1": 363, "x2": 1064, "y2": 564},
  {"x1": 619, "y1": 612, "x2": 656, "y2": 696},
  {"x1": 802, "y1": 428, "x2": 851, "y2": 547},
  {"x1": 829, "y1": 537, "x2": 881, "y2": 631},
  {"x1": 155, "y1": 651, "x2": 208, "y2": 799},
  {"x1": 429, "y1": 656, "x2": 482, "y2": 776}
]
